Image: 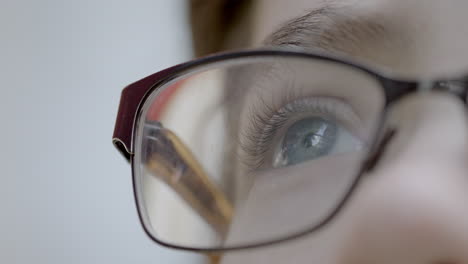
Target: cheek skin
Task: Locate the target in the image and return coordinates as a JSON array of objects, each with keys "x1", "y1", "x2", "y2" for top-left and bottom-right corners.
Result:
[
  {"x1": 224, "y1": 153, "x2": 363, "y2": 245},
  {"x1": 339, "y1": 166, "x2": 468, "y2": 264}
]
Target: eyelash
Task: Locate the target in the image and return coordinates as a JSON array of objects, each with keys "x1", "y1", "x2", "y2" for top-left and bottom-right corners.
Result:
[{"x1": 239, "y1": 85, "x2": 357, "y2": 170}]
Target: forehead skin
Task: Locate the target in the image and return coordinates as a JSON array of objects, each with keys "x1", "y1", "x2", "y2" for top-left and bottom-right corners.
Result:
[{"x1": 249, "y1": 0, "x2": 468, "y2": 79}]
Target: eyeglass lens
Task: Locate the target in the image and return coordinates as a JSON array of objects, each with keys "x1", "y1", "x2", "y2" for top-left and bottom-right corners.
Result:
[{"x1": 132, "y1": 56, "x2": 386, "y2": 249}]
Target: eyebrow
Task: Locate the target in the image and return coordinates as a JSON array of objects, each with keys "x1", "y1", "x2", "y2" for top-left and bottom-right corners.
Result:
[{"x1": 263, "y1": 5, "x2": 392, "y2": 56}]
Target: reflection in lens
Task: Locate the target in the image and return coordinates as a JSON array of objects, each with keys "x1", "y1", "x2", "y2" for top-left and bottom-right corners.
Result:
[{"x1": 142, "y1": 121, "x2": 233, "y2": 236}]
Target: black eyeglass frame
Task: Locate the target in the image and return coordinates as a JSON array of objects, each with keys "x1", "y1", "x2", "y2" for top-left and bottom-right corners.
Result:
[{"x1": 112, "y1": 48, "x2": 468, "y2": 253}]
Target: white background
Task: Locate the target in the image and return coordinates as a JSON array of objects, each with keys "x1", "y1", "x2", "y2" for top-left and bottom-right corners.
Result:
[{"x1": 0, "y1": 0, "x2": 200, "y2": 262}]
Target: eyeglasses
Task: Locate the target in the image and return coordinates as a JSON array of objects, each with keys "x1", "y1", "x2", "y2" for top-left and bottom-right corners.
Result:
[{"x1": 112, "y1": 49, "x2": 468, "y2": 252}]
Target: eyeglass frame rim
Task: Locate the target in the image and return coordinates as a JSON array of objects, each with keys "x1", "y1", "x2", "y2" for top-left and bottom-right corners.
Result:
[{"x1": 112, "y1": 48, "x2": 467, "y2": 253}]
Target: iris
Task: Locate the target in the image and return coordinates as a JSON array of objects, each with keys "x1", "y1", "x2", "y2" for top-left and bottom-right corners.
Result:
[{"x1": 277, "y1": 117, "x2": 338, "y2": 166}]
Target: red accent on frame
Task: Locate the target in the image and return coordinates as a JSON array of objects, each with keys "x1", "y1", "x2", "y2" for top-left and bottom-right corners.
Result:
[
  {"x1": 146, "y1": 79, "x2": 186, "y2": 121},
  {"x1": 112, "y1": 65, "x2": 180, "y2": 153}
]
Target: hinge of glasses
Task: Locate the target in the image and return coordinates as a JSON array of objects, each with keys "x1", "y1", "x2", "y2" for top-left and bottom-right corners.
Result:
[{"x1": 112, "y1": 138, "x2": 132, "y2": 162}]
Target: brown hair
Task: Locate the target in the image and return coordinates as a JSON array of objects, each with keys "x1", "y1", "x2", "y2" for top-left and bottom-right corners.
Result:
[{"x1": 189, "y1": 0, "x2": 251, "y2": 57}]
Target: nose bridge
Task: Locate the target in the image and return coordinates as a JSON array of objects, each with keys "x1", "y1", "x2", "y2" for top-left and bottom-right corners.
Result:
[
  {"x1": 369, "y1": 92, "x2": 468, "y2": 209},
  {"x1": 340, "y1": 92, "x2": 468, "y2": 263},
  {"x1": 379, "y1": 91, "x2": 467, "y2": 164}
]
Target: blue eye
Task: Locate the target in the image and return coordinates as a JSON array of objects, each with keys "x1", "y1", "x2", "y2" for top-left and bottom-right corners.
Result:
[{"x1": 273, "y1": 117, "x2": 361, "y2": 167}]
